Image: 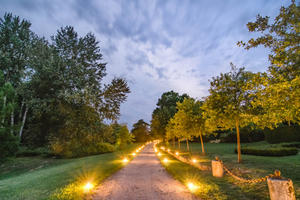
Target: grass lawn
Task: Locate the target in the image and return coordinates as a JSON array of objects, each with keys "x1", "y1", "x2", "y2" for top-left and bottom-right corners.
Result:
[
  {"x1": 159, "y1": 142, "x2": 299, "y2": 200},
  {"x1": 0, "y1": 143, "x2": 141, "y2": 200}
]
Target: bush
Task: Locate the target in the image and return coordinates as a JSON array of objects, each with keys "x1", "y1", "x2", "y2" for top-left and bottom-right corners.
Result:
[
  {"x1": 16, "y1": 146, "x2": 52, "y2": 157},
  {"x1": 0, "y1": 129, "x2": 19, "y2": 161},
  {"x1": 50, "y1": 140, "x2": 115, "y2": 158},
  {"x1": 281, "y1": 142, "x2": 300, "y2": 148},
  {"x1": 235, "y1": 147, "x2": 298, "y2": 156},
  {"x1": 220, "y1": 126, "x2": 265, "y2": 143},
  {"x1": 264, "y1": 124, "x2": 300, "y2": 144}
]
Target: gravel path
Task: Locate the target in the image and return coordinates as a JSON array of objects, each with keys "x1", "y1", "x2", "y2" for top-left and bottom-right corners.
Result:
[{"x1": 93, "y1": 143, "x2": 200, "y2": 200}]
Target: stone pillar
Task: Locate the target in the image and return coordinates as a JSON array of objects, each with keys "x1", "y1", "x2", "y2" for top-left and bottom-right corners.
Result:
[
  {"x1": 267, "y1": 177, "x2": 296, "y2": 200},
  {"x1": 211, "y1": 158, "x2": 224, "y2": 178}
]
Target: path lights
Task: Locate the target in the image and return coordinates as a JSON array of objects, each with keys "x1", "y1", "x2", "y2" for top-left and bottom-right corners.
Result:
[
  {"x1": 187, "y1": 182, "x2": 198, "y2": 192},
  {"x1": 154, "y1": 148, "x2": 157, "y2": 152},
  {"x1": 167, "y1": 149, "x2": 170, "y2": 152},
  {"x1": 83, "y1": 182, "x2": 94, "y2": 192},
  {"x1": 132, "y1": 152, "x2": 136, "y2": 156},
  {"x1": 157, "y1": 152, "x2": 162, "y2": 156},
  {"x1": 122, "y1": 158, "x2": 129, "y2": 163},
  {"x1": 192, "y1": 159, "x2": 197, "y2": 163},
  {"x1": 163, "y1": 158, "x2": 169, "y2": 163},
  {"x1": 175, "y1": 152, "x2": 179, "y2": 156},
  {"x1": 161, "y1": 146, "x2": 165, "y2": 150}
]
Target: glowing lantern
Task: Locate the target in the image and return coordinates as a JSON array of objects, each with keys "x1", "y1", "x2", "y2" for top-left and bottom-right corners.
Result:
[
  {"x1": 122, "y1": 158, "x2": 129, "y2": 163},
  {"x1": 163, "y1": 158, "x2": 168, "y2": 163},
  {"x1": 192, "y1": 159, "x2": 197, "y2": 163},
  {"x1": 167, "y1": 149, "x2": 170, "y2": 152},
  {"x1": 157, "y1": 152, "x2": 161, "y2": 157},
  {"x1": 175, "y1": 152, "x2": 179, "y2": 156},
  {"x1": 132, "y1": 152, "x2": 136, "y2": 156},
  {"x1": 187, "y1": 182, "x2": 198, "y2": 192},
  {"x1": 83, "y1": 182, "x2": 94, "y2": 192}
]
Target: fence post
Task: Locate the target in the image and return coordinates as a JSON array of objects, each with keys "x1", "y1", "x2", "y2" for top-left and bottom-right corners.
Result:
[
  {"x1": 211, "y1": 157, "x2": 224, "y2": 178},
  {"x1": 267, "y1": 170, "x2": 296, "y2": 200}
]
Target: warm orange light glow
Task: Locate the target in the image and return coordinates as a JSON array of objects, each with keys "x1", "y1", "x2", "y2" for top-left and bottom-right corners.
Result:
[
  {"x1": 132, "y1": 152, "x2": 136, "y2": 156},
  {"x1": 167, "y1": 149, "x2": 170, "y2": 152},
  {"x1": 122, "y1": 158, "x2": 129, "y2": 163},
  {"x1": 175, "y1": 152, "x2": 179, "y2": 155},
  {"x1": 161, "y1": 146, "x2": 165, "y2": 150},
  {"x1": 136, "y1": 149, "x2": 139, "y2": 153},
  {"x1": 187, "y1": 182, "x2": 198, "y2": 192},
  {"x1": 192, "y1": 159, "x2": 197, "y2": 163},
  {"x1": 157, "y1": 152, "x2": 161, "y2": 156},
  {"x1": 154, "y1": 148, "x2": 157, "y2": 152},
  {"x1": 163, "y1": 158, "x2": 168, "y2": 163},
  {"x1": 83, "y1": 182, "x2": 94, "y2": 192}
]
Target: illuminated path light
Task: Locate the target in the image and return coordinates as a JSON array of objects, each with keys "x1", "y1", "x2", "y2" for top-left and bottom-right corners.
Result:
[
  {"x1": 163, "y1": 158, "x2": 169, "y2": 163},
  {"x1": 83, "y1": 182, "x2": 94, "y2": 192},
  {"x1": 93, "y1": 143, "x2": 199, "y2": 199},
  {"x1": 187, "y1": 182, "x2": 199, "y2": 192},
  {"x1": 192, "y1": 158, "x2": 197, "y2": 163},
  {"x1": 175, "y1": 152, "x2": 179, "y2": 155},
  {"x1": 122, "y1": 157, "x2": 129, "y2": 163}
]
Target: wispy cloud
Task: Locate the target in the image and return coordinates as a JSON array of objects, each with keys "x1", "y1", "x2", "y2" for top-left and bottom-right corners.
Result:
[{"x1": 0, "y1": 0, "x2": 290, "y2": 128}]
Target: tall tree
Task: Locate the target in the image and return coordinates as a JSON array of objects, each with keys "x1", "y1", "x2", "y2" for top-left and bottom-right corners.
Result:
[
  {"x1": 0, "y1": 13, "x2": 32, "y2": 138},
  {"x1": 151, "y1": 91, "x2": 188, "y2": 140},
  {"x1": 238, "y1": 1, "x2": 300, "y2": 127},
  {"x1": 132, "y1": 119, "x2": 150, "y2": 142},
  {"x1": 205, "y1": 64, "x2": 254, "y2": 163}
]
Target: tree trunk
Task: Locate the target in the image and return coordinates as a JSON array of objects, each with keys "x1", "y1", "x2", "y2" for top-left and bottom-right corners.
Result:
[
  {"x1": 19, "y1": 105, "x2": 28, "y2": 139},
  {"x1": 199, "y1": 132, "x2": 205, "y2": 155},
  {"x1": 1, "y1": 95, "x2": 6, "y2": 125},
  {"x1": 178, "y1": 139, "x2": 181, "y2": 150},
  {"x1": 236, "y1": 119, "x2": 241, "y2": 163},
  {"x1": 19, "y1": 101, "x2": 24, "y2": 121},
  {"x1": 10, "y1": 109, "x2": 14, "y2": 134},
  {"x1": 186, "y1": 138, "x2": 190, "y2": 152},
  {"x1": 172, "y1": 137, "x2": 175, "y2": 148}
]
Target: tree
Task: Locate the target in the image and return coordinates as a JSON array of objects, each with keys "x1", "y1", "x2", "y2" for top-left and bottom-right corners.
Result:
[
  {"x1": 205, "y1": 64, "x2": 254, "y2": 163},
  {"x1": 238, "y1": 1, "x2": 300, "y2": 127},
  {"x1": 0, "y1": 71, "x2": 18, "y2": 160},
  {"x1": 132, "y1": 119, "x2": 150, "y2": 142},
  {"x1": 151, "y1": 91, "x2": 188, "y2": 140},
  {"x1": 112, "y1": 123, "x2": 134, "y2": 149},
  {"x1": 0, "y1": 13, "x2": 32, "y2": 139}
]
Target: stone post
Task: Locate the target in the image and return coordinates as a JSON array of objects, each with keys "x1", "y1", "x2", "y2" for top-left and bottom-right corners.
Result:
[
  {"x1": 267, "y1": 176, "x2": 296, "y2": 200},
  {"x1": 211, "y1": 157, "x2": 224, "y2": 178}
]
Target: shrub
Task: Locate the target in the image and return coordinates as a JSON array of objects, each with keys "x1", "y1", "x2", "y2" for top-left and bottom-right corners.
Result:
[
  {"x1": 235, "y1": 147, "x2": 298, "y2": 156},
  {"x1": 220, "y1": 126, "x2": 264, "y2": 143},
  {"x1": 0, "y1": 129, "x2": 19, "y2": 161},
  {"x1": 16, "y1": 146, "x2": 52, "y2": 157},
  {"x1": 281, "y1": 142, "x2": 300, "y2": 148},
  {"x1": 264, "y1": 124, "x2": 300, "y2": 144},
  {"x1": 50, "y1": 139, "x2": 115, "y2": 158}
]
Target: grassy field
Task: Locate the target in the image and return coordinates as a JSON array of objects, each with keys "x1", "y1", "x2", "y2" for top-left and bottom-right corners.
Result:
[
  {"x1": 158, "y1": 142, "x2": 299, "y2": 200},
  {"x1": 0, "y1": 143, "x2": 141, "y2": 200}
]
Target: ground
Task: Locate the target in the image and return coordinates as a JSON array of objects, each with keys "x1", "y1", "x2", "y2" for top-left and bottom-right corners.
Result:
[{"x1": 93, "y1": 144, "x2": 199, "y2": 200}]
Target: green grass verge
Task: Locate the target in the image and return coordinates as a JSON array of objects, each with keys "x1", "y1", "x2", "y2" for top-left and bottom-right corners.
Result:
[
  {"x1": 0, "y1": 143, "x2": 141, "y2": 200},
  {"x1": 159, "y1": 141, "x2": 299, "y2": 199}
]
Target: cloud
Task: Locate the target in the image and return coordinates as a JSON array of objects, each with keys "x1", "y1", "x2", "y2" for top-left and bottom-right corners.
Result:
[{"x1": 0, "y1": 0, "x2": 290, "y2": 128}]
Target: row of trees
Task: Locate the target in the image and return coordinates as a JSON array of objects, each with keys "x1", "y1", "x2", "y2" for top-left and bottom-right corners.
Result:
[
  {"x1": 0, "y1": 13, "x2": 132, "y2": 159},
  {"x1": 151, "y1": 1, "x2": 299, "y2": 163}
]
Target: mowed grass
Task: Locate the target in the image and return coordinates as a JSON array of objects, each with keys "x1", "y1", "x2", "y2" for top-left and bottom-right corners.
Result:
[
  {"x1": 159, "y1": 142, "x2": 300, "y2": 199},
  {"x1": 0, "y1": 143, "x2": 141, "y2": 200}
]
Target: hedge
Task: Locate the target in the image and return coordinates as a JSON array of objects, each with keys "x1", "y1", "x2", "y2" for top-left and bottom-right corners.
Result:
[
  {"x1": 264, "y1": 124, "x2": 300, "y2": 144},
  {"x1": 235, "y1": 147, "x2": 298, "y2": 157}
]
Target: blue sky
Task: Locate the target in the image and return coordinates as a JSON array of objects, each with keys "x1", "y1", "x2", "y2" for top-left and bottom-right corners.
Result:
[{"x1": 0, "y1": 0, "x2": 291, "y2": 129}]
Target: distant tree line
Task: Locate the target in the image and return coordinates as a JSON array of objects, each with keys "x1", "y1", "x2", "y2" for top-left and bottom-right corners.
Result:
[
  {"x1": 151, "y1": 1, "x2": 299, "y2": 163},
  {"x1": 0, "y1": 13, "x2": 133, "y2": 159}
]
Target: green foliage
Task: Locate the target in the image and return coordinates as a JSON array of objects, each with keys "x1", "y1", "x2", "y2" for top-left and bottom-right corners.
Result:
[
  {"x1": 238, "y1": 1, "x2": 300, "y2": 127},
  {"x1": 264, "y1": 124, "x2": 300, "y2": 143},
  {"x1": 132, "y1": 119, "x2": 150, "y2": 142},
  {"x1": 112, "y1": 123, "x2": 134, "y2": 149},
  {"x1": 220, "y1": 126, "x2": 265, "y2": 143},
  {"x1": 236, "y1": 147, "x2": 298, "y2": 157},
  {"x1": 151, "y1": 91, "x2": 189, "y2": 139},
  {"x1": 16, "y1": 146, "x2": 52, "y2": 157},
  {"x1": 49, "y1": 103, "x2": 115, "y2": 158}
]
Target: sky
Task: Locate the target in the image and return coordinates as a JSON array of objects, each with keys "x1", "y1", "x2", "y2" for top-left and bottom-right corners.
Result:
[{"x1": 0, "y1": 0, "x2": 291, "y2": 129}]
